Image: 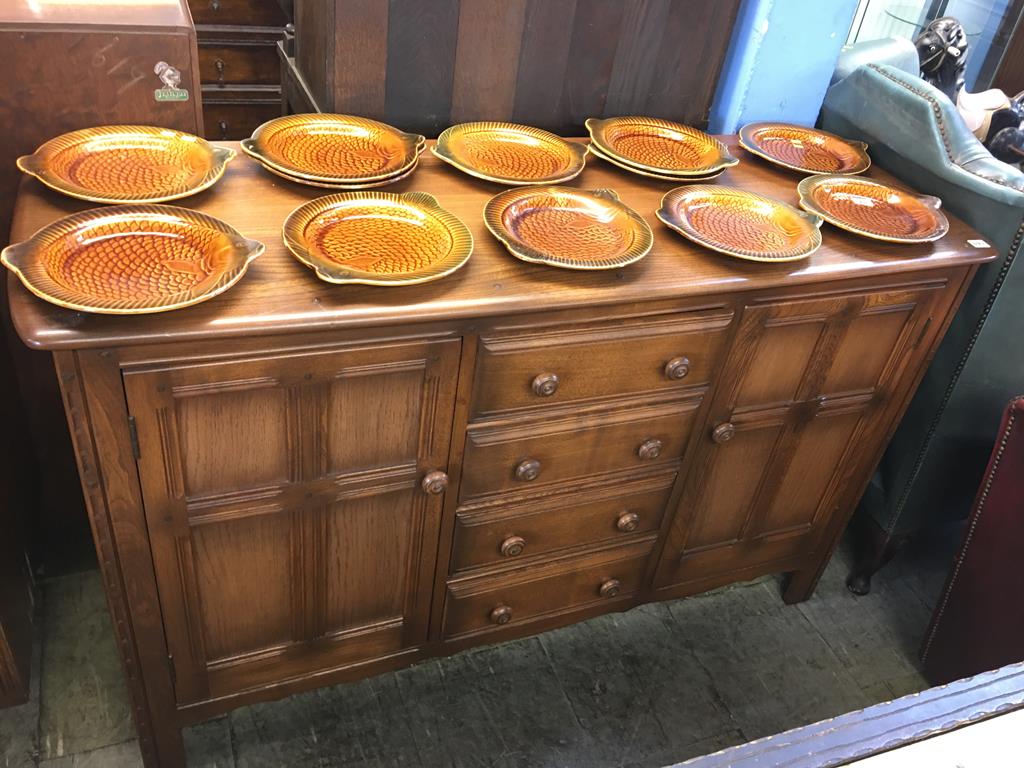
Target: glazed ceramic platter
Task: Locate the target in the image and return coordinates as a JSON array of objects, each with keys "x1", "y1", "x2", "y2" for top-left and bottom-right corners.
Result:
[
  {"x1": 484, "y1": 186, "x2": 653, "y2": 270},
  {"x1": 586, "y1": 117, "x2": 738, "y2": 177},
  {"x1": 739, "y1": 122, "x2": 871, "y2": 175},
  {"x1": 587, "y1": 142, "x2": 725, "y2": 181},
  {"x1": 1, "y1": 205, "x2": 263, "y2": 314},
  {"x1": 282, "y1": 192, "x2": 473, "y2": 285},
  {"x1": 17, "y1": 126, "x2": 235, "y2": 204},
  {"x1": 256, "y1": 159, "x2": 420, "y2": 189},
  {"x1": 798, "y1": 175, "x2": 949, "y2": 243}
]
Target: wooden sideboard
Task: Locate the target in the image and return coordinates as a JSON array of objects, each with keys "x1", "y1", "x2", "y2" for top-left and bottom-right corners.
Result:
[{"x1": 6, "y1": 140, "x2": 994, "y2": 766}]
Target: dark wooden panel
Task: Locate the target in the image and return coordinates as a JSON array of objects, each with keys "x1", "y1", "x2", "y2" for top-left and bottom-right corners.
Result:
[
  {"x1": 450, "y1": 0, "x2": 528, "y2": 122},
  {"x1": 294, "y1": 0, "x2": 333, "y2": 110},
  {"x1": 188, "y1": 0, "x2": 287, "y2": 27},
  {"x1": 560, "y1": 0, "x2": 628, "y2": 125},
  {"x1": 512, "y1": 0, "x2": 579, "y2": 128},
  {"x1": 202, "y1": 85, "x2": 281, "y2": 139},
  {"x1": 333, "y1": 0, "x2": 389, "y2": 116},
  {"x1": 199, "y1": 40, "x2": 279, "y2": 85},
  {"x1": 603, "y1": 0, "x2": 672, "y2": 115}
]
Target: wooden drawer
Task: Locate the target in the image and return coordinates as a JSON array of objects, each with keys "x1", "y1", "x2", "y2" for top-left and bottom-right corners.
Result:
[
  {"x1": 202, "y1": 85, "x2": 280, "y2": 140},
  {"x1": 459, "y1": 393, "x2": 703, "y2": 501},
  {"x1": 199, "y1": 41, "x2": 279, "y2": 85},
  {"x1": 471, "y1": 310, "x2": 732, "y2": 418},
  {"x1": 189, "y1": 0, "x2": 287, "y2": 27},
  {"x1": 443, "y1": 540, "x2": 652, "y2": 640},
  {"x1": 452, "y1": 474, "x2": 675, "y2": 574}
]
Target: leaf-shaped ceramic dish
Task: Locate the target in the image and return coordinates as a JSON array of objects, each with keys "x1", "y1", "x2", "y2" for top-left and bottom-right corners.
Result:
[
  {"x1": 657, "y1": 185, "x2": 823, "y2": 263},
  {"x1": 586, "y1": 117, "x2": 739, "y2": 177},
  {"x1": 587, "y1": 142, "x2": 725, "y2": 181},
  {"x1": 797, "y1": 175, "x2": 949, "y2": 243},
  {"x1": 739, "y1": 122, "x2": 870, "y2": 175},
  {"x1": 16, "y1": 126, "x2": 235, "y2": 204},
  {"x1": 254, "y1": 158, "x2": 419, "y2": 189},
  {"x1": 241, "y1": 114, "x2": 425, "y2": 183},
  {"x1": 484, "y1": 186, "x2": 653, "y2": 270},
  {"x1": 432, "y1": 122, "x2": 587, "y2": 185},
  {"x1": 1, "y1": 205, "x2": 263, "y2": 314},
  {"x1": 282, "y1": 192, "x2": 473, "y2": 285}
]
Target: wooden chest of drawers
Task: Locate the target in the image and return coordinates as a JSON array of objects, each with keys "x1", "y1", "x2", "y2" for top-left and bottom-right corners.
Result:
[{"x1": 6, "y1": 139, "x2": 994, "y2": 767}]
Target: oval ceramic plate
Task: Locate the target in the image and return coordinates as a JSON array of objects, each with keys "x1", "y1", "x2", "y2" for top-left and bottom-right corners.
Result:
[
  {"x1": 1, "y1": 205, "x2": 263, "y2": 314},
  {"x1": 739, "y1": 122, "x2": 870, "y2": 175},
  {"x1": 16, "y1": 126, "x2": 235, "y2": 204},
  {"x1": 797, "y1": 175, "x2": 949, "y2": 243},
  {"x1": 254, "y1": 158, "x2": 419, "y2": 189},
  {"x1": 484, "y1": 186, "x2": 653, "y2": 270},
  {"x1": 586, "y1": 116, "x2": 738, "y2": 176},
  {"x1": 241, "y1": 114, "x2": 425, "y2": 183},
  {"x1": 432, "y1": 122, "x2": 587, "y2": 185},
  {"x1": 587, "y1": 142, "x2": 724, "y2": 181},
  {"x1": 282, "y1": 192, "x2": 473, "y2": 285},
  {"x1": 657, "y1": 185, "x2": 823, "y2": 262}
]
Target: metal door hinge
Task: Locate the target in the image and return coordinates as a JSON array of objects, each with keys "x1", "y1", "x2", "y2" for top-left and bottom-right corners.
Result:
[{"x1": 128, "y1": 415, "x2": 140, "y2": 460}]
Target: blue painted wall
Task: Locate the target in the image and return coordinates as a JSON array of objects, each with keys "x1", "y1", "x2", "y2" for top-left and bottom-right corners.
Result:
[{"x1": 709, "y1": 0, "x2": 860, "y2": 133}]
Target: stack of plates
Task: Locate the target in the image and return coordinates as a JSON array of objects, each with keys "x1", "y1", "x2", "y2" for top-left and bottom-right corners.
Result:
[
  {"x1": 586, "y1": 116, "x2": 739, "y2": 181},
  {"x1": 241, "y1": 114, "x2": 426, "y2": 189}
]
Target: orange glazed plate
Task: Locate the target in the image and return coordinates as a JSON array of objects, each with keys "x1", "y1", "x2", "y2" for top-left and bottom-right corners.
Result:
[
  {"x1": 282, "y1": 192, "x2": 473, "y2": 286},
  {"x1": 253, "y1": 158, "x2": 419, "y2": 189},
  {"x1": 432, "y1": 122, "x2": 587, "y2": 185},
  {"x1": 16, "y1": 126, "x2": 235, "y2": 204},
  {"x1": 586, "y1": 116, "x2": 738, "y2": 176},
  {"x1": 739, "y1": 122, "x2": 870, "y2": 175},
  {"x1": 657, "y1": 185, "x2": 823, "y2": 263},
  {"x1": 1, "y1": 205, "x2": 264, "y2": 314},
  {"x1": 797, "y1": 175, "x2": 949, "y2": 243},
  {"x1": 587, "y1": 142, "x2": 725, "y2": 181},
  {"x1": 484, "y1": 186, "x2": 653, "y2": 270},
  {"x1": 241, "y1": 114, "x2": 426, "y2": 183}
]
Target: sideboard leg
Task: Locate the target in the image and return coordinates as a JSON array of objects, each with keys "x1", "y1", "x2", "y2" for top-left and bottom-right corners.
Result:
[{"x1": 782, "y1": 564, "x2": 824, "y2": 605}]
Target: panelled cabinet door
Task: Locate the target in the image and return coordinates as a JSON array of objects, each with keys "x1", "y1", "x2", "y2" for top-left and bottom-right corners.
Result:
[
  {"x1": 654, "y1": 284, "x2": 942, "y2": 590},
  {"x1": 122, "y1": 339, "x2": 459, "y2": 704}
]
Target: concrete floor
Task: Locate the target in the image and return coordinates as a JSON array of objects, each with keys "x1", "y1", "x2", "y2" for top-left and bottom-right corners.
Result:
[{"x1": 0, "y1": 531, "x2": 956, "y2": 768}]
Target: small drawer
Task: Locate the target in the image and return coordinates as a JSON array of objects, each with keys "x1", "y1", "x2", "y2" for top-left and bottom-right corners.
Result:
[
  {"x1": 199, "y1": 43, "x2": 279, "y2": 86},
  {"x1": 471, "y1": 310, "x2": 731, "y2": 417},
  {"x1": 444, "y1": 541, "x2": 652, "y2": 639},
  {"x1": 452, "y1": 476, "x2": 674, "y2": 573},
  {"x1": 189, "y1": 0, "x2": 288, "y2": 26},
  {"x1": 459, "y1": 395, "x2": 701, "y2": 501},
  {"x1": 202, "y1": 89, "x2": 281, "y2": 141}
]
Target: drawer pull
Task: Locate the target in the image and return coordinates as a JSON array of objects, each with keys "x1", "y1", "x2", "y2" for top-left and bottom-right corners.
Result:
[
  {"x1": 217, "y1": 120, "x2": 229, "y2": 140},
  {"x1": 421, "y1": 470, "x2": 449, "y2": 495},
  {"x1": 664, "y1": 356, "x2": 691, "y2": 380},
  {"x1": 210, "y1": 0, "x2": 220, "y2": 11},
  {"x1": 490, "y1": 605, "x2": 513, "y2": 625},
  {"x1": 531, "y1": 372, "x2": 560, "y2": 397},
  {"x1": 637, "y1": 438, "x2": 663, "y2": 460},
  {"x1": 500, "y1": 536, "x2": 526, "y2": 558},
  {"x1": 515, "y1": 458, "x2": 541, "y2": 482},
  {"x1": 215, "y1": 58, "x2": 226, "y2": 84},
  {"x1": 616, "y1": 512, "x2": 640, "y2": 533},
  {"x1": 599, "y1": 579, "x2": 621, "y2": 599},
  {"x1": 711, "y1": 422, "x2": 735, "y2": 444}
]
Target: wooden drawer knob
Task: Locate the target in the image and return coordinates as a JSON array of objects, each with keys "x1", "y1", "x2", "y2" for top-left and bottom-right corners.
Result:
[
  {"x1": 532, "y1": 372, "x2": 559, "y2": 397},
  {"x1": 215, "y1": 58, "x2": 226, "y2": 84},
  {"x1": 664, "y1": 356, "x2": 691, "y2": 380},
  {"x1": 421, "y1": 470, "x2": 449, "y2": 495},
  {"x1": 515, "y1": 458, "x2": 541, "y2": 482},
  {"x1": 599, "y1": 579, "x2": 621, "y2": 599},
  {"x1": 637, "y1": 438, "x2": 663, "y2": 460},
  {"x1": 490, "y1": 605, "x2": 513, "y2": 625},
  {"x1": 711, "y1": 423, "x2": 736, "y2": 444},
  {"x1": 616, "y1": 512, "x2": 640, "y2": 533},
  {"x1": 500, "y1": 536, "x2": 526, "y2": 558}
]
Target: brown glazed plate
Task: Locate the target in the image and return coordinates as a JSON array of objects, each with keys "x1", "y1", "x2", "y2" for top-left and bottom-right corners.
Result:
[
  {"x1": 432, "y1": 122, "x2": 587, "y2": 185},
  {"x1": 241, "y1": 114, "x2": 426, "y2": 183},
  {"x1": 484, "y1": 186, "x2": 654, "y2": 270},
  {"x1": 739, "y1": 122, "x2": 871, "y2": 175},
  {"x1": 657, "y1": 185, "x2": 823, "y2": 262},
  {"x1": 16, "y1": 126, "x2": 235, "y2": 204},
  {"x1": 586, "y1": 116, "x2": 739, "y2": 176},
  {"x1": 797, "y1": 175, "x2": 949, "y2": 243},
  {"x1": 1, "y1": 205, "x2": 264, "y2": 314},
  {"x1": 282, "y1": 192, "x2": 473, "y2": 285},
  {"x1": 254, "y1": 158, "x2": 419, "y2": 189},
  {"x1": 587, "y1": 142, "x2": 725, "y2": 181}
]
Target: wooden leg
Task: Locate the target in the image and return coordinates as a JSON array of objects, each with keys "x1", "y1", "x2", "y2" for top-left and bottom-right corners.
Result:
[{"x1": 782, "y1": 564, "x2": 822, "y2": 605}]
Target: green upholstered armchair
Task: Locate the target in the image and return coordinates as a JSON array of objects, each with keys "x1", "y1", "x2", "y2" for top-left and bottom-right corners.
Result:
[{"x1": 820, "y1": 45, "x2": 1024, "y2": 594}]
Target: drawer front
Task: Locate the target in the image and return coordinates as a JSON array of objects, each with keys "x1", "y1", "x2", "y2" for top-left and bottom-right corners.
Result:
[
  {"x1": 203, "y1": 96, "x2": 280, "y2": 141},
  {"x1": 200, "y1": 43, "x2": 279, "y2": 85},
  {"x1": 460, "y1": 395, "x2": 702, "y2": 501},
  {"x1": 472, "y1": 310, "x2": 731, "y2": 417},
  {"x1": 444, "y1": 542, "x2": 652, "y2": 639},
  {"x1": 189, "y1": 0, "x2": 288, "y2": 26},
  {"x1": 452, "y1": 476, "x2": 674, "y2": 573}
]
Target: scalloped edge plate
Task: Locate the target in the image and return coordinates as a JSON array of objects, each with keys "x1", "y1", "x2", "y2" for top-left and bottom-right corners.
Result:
[
  {"x1": 585, "y1": 116, "x2": 739, "y2": 176},
  {"x1": 587, "y1": 142, "x2": 725, "y2": 181},
  {"x1": 739, "y1": 122, "x2": 871, "y2": 175}
]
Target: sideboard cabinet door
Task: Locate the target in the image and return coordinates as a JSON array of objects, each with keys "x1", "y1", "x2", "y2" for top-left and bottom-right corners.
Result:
[
  {"x1": 122, "y1": 339, "x2": 460, "y2": 704},
  {"x1": 654, "y1": 284, "x2": 941, "y2": 591}
]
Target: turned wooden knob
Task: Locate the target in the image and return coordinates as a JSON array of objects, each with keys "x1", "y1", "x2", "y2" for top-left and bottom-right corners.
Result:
[
  {"x1": 599, "y1": 579, "x2": 621, "y2": 599},
  {"x1": 515, "y1": 458, "x2": 541, "y2": 481},
  {"x1": 500, "y1": 536, "x2": 526, "y2": 557},
  {"x1": 532, "y1": 372, "x2": 559, "y2": 397},
  {"x1": 664, "y1": 356, "x2": 691, "y2": 380},
  {"x1": 637, "y1": 438, "x2": 663, "y2": 460},
  {"x1": 490, "y1": 605, "x2": 513, "y2": 625},
  {"x1": 616, "y1": 512, "x2": 640, "y2": 532},
  {"x1": 711, "y1": 423, "x2": 735, "y2": 444},
  {"x1": 421, "y1": 470, "x2": 449, "y2": 495}
]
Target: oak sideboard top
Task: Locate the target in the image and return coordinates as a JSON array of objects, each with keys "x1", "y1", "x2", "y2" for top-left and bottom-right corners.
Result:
[{"x1": 6, "y1": 137, "x2": 997, "y2": 351}]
